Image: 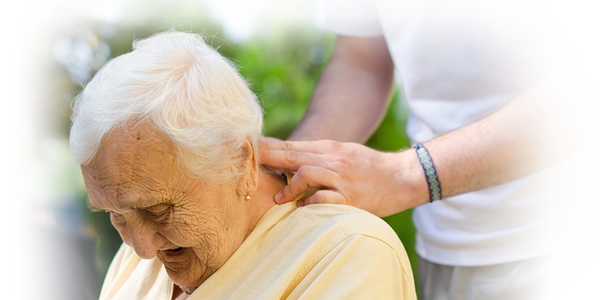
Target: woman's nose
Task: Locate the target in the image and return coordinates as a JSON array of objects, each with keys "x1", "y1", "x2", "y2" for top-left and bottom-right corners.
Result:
[{"x1": 127, "y1": 219, "x2": 166, "y2": 259}]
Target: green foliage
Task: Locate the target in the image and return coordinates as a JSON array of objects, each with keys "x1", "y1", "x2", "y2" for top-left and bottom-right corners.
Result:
[{"x1": 220, "y1": 27, "x2": 333, "y2": 139}]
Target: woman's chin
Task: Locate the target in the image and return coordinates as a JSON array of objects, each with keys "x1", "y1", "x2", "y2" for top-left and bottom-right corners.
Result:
[
  {"x1": 163, "y1": 262, "x2": 212, "y2": 294},
  {"x1": 158, "y1": 248, "x2": 205, "y2": 290}
]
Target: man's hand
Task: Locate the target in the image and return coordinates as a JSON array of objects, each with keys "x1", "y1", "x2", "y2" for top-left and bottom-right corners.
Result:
[
  {"x1": 259, "y1": 137, "x2": 429, "y2": 217},
  {"x1": 257, "y1": 6, "x2": 600, "y2": 220}
]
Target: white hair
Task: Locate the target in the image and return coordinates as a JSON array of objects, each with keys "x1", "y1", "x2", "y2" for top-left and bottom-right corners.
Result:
[{"x1": 70, "y1": 30, "x2": 263, "y2": 181}]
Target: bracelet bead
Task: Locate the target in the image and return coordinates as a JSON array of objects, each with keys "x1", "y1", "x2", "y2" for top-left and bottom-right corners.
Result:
[{"x1": 413, "y1": 143, "x2": 442, "y2": 202}]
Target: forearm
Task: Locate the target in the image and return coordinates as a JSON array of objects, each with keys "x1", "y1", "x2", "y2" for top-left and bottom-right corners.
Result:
[
  {"x1": 261, "y1": 76, "x2": 595, "y2": 216},
  {"x1": 260, "y1": 58, "x2": 597, "y2": 216},
  {"x1": 419, "y1": 57, "x2": 595, "y2": 202},
  {"x1": 289, "y1": 36, "x2": 395, "y2": 143}
]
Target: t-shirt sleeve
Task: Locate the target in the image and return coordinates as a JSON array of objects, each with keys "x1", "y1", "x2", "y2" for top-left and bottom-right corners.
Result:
[
  {"x1": 288, "y1": 234, "x2": 417, "y2": 299},
  {"x1": 323, "y1": 0, "x2": 383, "y2": 37}
]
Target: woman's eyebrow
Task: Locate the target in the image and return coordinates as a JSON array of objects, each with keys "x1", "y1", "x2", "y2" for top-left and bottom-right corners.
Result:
[
  {"x1": 86, "y1": 197, "x2": 104, "y2": 212},
  {"x1": 87, "y1": 189, "x2": 168, "y2": 212},
  {"x1": 118, "y1": 197, "x2": 168, "y2": 211}
]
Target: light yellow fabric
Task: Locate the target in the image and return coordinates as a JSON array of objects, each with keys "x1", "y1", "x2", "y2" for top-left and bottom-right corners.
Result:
[{"x1": 99, "y1": 202, "x2": 417, "y2": 300}]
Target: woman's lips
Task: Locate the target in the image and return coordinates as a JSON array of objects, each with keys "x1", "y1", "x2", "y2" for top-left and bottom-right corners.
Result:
[{"x1": 161, "y1": 247, "x2": 189, "y2": 263}]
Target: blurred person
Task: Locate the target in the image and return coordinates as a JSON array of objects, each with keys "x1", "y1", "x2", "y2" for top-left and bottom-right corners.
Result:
[
  {"x1": 259, "y1": 0, "x2": 599, "y2": 299},
  {"x1": 5, "y1": 105, "x2": 98, "y2": 300},
  {"x1": 69, "y1": 30, "x2": 416, "y2": 300}
]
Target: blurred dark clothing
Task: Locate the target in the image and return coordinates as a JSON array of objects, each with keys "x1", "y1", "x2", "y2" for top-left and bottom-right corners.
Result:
[{"x1": 9, "y1": 218, "x2": 99, "y2": 300}]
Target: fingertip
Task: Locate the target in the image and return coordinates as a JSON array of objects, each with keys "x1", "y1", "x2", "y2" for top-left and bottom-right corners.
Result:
[
  {"x1": 274, "y1": 192, "x2": 283, "y2": 204},
  {"x1": 297, "y1": 200, "x2": 305, "y2": 207}
]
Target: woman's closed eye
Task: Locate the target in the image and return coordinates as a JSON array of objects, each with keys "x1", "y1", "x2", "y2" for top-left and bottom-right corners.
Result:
[{"x1": 144, "y1": 204, "x2": 173, "y2": 221}]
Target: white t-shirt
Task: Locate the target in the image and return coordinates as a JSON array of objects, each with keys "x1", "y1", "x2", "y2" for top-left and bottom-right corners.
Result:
[{"x1": 323, "y1": 0, "x2": 575, "y2": 266}]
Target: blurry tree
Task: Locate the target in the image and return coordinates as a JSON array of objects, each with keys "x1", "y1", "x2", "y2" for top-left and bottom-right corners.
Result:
[{"x1": 221, "y1": 28, "x2": 332, "y2": 139}]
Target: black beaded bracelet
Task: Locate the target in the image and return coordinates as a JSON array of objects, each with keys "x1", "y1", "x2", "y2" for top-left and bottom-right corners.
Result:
[{"x1": 413, "y1": 143, "x2": 442, "y2": 202}]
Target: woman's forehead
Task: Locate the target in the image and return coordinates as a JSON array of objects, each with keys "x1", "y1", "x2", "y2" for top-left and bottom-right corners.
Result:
[
  {"x1": 82, "y1": 123, "x2": 181, "y2": 209},
  {"x1": 98, "y1": 123, "x2": 175, "y2": 161}
]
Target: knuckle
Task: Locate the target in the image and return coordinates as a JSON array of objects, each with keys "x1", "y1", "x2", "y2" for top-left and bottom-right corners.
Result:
[
  {"x1": 258, "y1": 148, "x2": 269, "y2": 159},
  {"x1": 332, "y1": 155, "x2": 348, "y2": 164},
  {"x1": 285, "y1": 150, "x2": 298, "y2": 162},
  {"x1": 323, "y1": 140, "x2": 340, "y2": 150},
  {"x1": 295, "y1": 166, "x2": 308, "y2": 177},
  {"x1": 295, "y1": 167, "x2": 316, "y2": 187},
  {"x1": 327, "y1": 154, "x2": 349, "y2": 169},
  {"x1": 282, "y1": 140, "x2": 292, "y2": 151}
]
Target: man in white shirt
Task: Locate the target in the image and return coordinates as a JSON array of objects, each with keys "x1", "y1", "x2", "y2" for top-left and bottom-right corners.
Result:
[{"x1": 261, "y1": 0, "x2": 596, "y2": 299}]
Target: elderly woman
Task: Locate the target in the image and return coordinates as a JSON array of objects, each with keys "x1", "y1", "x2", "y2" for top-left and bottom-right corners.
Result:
[{"x1": 70, "y1": 31, "x2": 416, "y2": 300}]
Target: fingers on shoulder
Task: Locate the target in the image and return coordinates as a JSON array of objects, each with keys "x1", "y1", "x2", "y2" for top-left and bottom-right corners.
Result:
[
  {"x1": 299, "y1": 190, "x2": 347, "y2": 206},
  {"x1": 309, "y1": 190, "x2": 347, "y2": 204},
  {"x1": 280, "y1": 166, "x2": 340, "y2": 202}
]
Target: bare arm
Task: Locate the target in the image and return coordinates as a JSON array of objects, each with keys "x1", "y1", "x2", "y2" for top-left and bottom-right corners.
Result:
[
  {"x1": 289, "y1": 35, "x2": 395, "y2": 143},
  {"x1": 260, "y1": 76, "x2": 593, "y2": 217}
]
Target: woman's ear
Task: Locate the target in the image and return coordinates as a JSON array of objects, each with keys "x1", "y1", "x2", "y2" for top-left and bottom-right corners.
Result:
[{"x1": 236, "y1": 138, "x2": 259, "y2": 197}]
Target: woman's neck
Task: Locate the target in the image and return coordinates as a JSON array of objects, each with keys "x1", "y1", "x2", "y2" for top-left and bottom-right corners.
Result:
[{"x1": 245, "y1": 167, "x2": 287, "y2": 231}]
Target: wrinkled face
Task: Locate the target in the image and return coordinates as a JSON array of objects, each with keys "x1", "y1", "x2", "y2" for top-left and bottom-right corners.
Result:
[{"x1": 81, "y1": 123, "x2": 252, "y2": 292}]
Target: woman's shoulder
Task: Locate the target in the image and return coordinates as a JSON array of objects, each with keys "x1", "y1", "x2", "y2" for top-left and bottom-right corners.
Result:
[
  {"x1": 277, "y1": 204, "x2": 417, "y2": 299},
  {"x1": 299, "y1": 203, "x2": 398, "y2": 233},
  {"x1": 282, "y1": 203, "x2": 406, "y2": 253}
]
